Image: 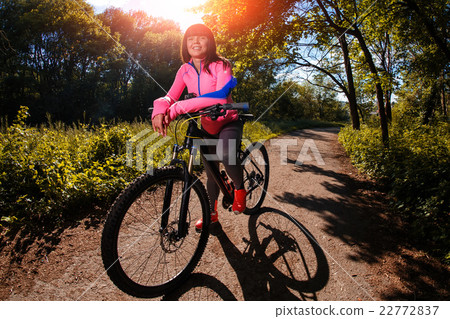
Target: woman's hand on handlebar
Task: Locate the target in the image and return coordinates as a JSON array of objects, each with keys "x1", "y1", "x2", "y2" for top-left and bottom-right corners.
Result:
[
  {"x1": 164, "y1": 112, "x2": 171, "y2": 129},
  {"x1": 152, "y1": 113, "x2": 168, "y2": 136}
]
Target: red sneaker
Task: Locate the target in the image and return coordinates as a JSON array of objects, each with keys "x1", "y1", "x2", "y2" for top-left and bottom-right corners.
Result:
[
  {"x1": 195, "y1": 202, "x2": 219, "y2": 232},
  {"x1": 232, "y1": 189, "x2": 246, "y2": 214}
]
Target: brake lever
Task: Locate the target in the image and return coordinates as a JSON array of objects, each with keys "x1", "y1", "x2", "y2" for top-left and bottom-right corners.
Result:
[{"x1": 209, "y1": 105, "x2": 226, "y2": 121}]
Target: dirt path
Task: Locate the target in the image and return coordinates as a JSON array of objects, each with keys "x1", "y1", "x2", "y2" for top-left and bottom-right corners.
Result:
[{"x1": 1, "y1": 128, "x2": 448, "y2": 300}]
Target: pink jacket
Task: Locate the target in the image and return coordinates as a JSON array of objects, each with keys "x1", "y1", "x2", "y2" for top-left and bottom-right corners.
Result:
[{"x1": 152, "y1": 60, "x2": 238, "y2": 135}]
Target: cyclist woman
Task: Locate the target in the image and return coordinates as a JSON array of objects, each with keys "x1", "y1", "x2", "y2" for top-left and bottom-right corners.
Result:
[{"x1": 151, "y1": 24, "x2": 246, "y2": 231}]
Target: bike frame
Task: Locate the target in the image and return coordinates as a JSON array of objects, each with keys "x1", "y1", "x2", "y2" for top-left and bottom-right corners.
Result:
[
  {"x1": 160, "y1": 107, "x2": 266, "y2": 240},
  {"x1": 163, "y1": 117, "x2": 235, "y2": 238}
]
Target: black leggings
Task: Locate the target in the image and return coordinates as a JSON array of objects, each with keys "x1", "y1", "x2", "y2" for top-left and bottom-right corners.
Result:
[{"x1": 200, "y1": 120, "x2": 244, "y2": 209}]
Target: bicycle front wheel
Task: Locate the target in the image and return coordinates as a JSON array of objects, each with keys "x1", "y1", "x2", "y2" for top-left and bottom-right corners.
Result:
[
  {"x1": 101, "y1": 166, "x2": 210, "y2": 298},
  {"x1": 241, "y1": 142, "x2": 270, "y2": 215}
]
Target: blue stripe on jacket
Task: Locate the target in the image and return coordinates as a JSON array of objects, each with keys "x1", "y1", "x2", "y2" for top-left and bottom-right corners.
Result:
[{"x1": 198, "y1": 77, "x2": 238, "y2": 99}]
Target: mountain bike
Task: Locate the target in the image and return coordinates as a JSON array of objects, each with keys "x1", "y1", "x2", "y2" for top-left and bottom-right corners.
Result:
[{"x1": 101, "y1": 103, "x2": 270, "y2": 298}]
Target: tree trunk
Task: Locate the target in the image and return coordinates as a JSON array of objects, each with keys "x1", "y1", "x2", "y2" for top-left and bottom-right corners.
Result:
[
  {"x1": 339, "y1": 34, "x2": 360, "y2": 130},
  {"x1": 383, "y1": 33, "x2": 393, "y2": 122},
  {"x1": 354, "y1": 29, "x2": 389, "y2": 145},
  {"x1": 357, "y1": 104, "x2": 365, "y2": 122},
  {"x1": 442, "y1": 86, "x2": 447, "y2": 117},
  {"x1": 385, "y1": 90, "x2": 392, "y2": 121},
  {"x1": 423, "y1": 81, "x2": 439, "y2": 124},
  {"x1": 440, "y1": 70, "x2": 447, "y2": 117},
  {"x1": 315, "y1": 0, "x2": 386, "y2": 139}
]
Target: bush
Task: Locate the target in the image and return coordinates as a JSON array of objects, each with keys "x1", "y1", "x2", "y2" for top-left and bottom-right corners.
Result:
[
  {"x1": 339, "y1": 117, "x2": 450, "y2": 262},
  {"x1": 243, "y1": 121, "x2": 277, "y2": 144},
  {"x1": 0, "y1": 107, "x2": 139, "y2": 226}
]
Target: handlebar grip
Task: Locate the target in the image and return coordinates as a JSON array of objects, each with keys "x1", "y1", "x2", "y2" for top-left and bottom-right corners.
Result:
[{"x1": 222, "y1": 103, "x2": 249, "y2": 112}]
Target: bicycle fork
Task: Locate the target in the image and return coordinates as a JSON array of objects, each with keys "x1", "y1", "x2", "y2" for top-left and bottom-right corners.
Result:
[{"x1": 160, "y1": 144, "x2": 197, "y2": 239}]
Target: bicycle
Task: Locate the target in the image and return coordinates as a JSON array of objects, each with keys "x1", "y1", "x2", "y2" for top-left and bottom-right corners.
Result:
[{"x1": 101, "y1": 103, "x2": 270, "y2": 298}]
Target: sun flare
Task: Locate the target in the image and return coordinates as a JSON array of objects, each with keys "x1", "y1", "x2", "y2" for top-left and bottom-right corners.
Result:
[
  {"x1": 145, "y1": 0, "x2": 207, "y2": 28},
  {"x1": 114, "y1": 0, "x2": 208, "y2": 30}
]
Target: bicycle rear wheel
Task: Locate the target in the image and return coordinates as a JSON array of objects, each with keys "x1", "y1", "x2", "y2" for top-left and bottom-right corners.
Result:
[
  {"x1": 101, "y1": 166, "x2": 210, "y2": 298},
  {"x1": 240, "y1": 142, "x2": 270, "y2": 215}
]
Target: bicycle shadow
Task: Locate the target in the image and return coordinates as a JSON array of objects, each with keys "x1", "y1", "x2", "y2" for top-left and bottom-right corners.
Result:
[
  {"x1": 161, "y1": 273, "x2": 238, "y2": 301},
  {"x1": 163, "y1": 207, "x2": 329, "y2": 301}
]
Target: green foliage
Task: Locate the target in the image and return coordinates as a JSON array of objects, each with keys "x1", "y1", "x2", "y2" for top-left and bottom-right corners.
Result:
[
  {"x1": 0, "y1": 106, "x2": 139, "y2": 226},
  {"x1": 243, "y1": 121, "x2": 277, "y2": 144},
  {"x1": 339, "y1": 113, "x2": 450, "y2": 262}
]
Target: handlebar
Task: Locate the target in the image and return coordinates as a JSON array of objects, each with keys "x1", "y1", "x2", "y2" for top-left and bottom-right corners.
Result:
[
  {"x1": 220, "y1": 102, "x2": 249, "y2": 112},
  {"x1": 148, "y1": 103, "x2": 251, "y2": 121},
  {"x1": 194, "y1": 102, "x2": 250, "y2": 120},
  {"x1": 148, "y1": 102, "x2": 251, "y2": 123}
]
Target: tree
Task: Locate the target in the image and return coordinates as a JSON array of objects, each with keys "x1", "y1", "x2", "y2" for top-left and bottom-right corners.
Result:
[
  {"x1": 313, "y1": 0, "x2": 389, "y2": 144},
  {"x1": 390, "y1": 0, "x2": 449, "y2": 122},
  {"x1": 0, "y1": 0, "x2": 118, "y2": 122}
]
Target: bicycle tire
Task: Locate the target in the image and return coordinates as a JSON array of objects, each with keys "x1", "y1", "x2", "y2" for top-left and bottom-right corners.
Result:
[
  {"x1": 241, "y1": 142, "x2": 270, "y2": 215},
  {"x1": 101, "y1": 166, "x2": 211, "y2": 298}
]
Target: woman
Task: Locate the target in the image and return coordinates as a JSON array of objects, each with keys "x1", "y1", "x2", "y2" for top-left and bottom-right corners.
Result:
[{"x1": 152, "y1": 24, "x2": 246, "y2": 231}]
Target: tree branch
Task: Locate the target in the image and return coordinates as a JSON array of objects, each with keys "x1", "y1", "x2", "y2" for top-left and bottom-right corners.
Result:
[
  {"x1": 289, "y1": 60, "x2": 349, "y2": 97},
  {"x1": 316, "y1": 0, "x2": 358, "y2": 37},
  {"x1": 304, "y1": 77, "x2": 343, "y2": 93}
]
